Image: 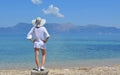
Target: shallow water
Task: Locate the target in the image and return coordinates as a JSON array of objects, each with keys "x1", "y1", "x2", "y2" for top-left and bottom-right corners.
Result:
[{"x1": 0, "y1": 34, "x2": 120, "y2": 69}]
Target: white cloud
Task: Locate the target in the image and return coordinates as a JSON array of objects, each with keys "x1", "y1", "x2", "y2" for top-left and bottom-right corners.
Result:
[
  {"x1": 31, "y1": 0, "x2": 42, "y2": 5},
  {"x1": 42, "y1": 4, "x2": 64, "y2": 18}
]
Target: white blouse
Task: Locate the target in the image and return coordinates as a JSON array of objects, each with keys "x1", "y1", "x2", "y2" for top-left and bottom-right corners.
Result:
[{"x1": 27, "y1": 27, "x2": 50, "y2": 43}]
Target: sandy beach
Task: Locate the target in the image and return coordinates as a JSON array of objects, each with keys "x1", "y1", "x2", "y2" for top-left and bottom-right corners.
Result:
[{"x1": 1, "y1": 65, "x2": 120, "y2": 75}]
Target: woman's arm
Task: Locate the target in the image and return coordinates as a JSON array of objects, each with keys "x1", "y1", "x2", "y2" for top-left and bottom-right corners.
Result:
[
  {"x1": 43, "y1": 27, "x2": 50, "y2": 43},
  {"x1": 26, "y1": 27, "x2": 35, "y2": 43},
  {"x1": 43, "y1": 37, "x2": 49, "y2": 43}
]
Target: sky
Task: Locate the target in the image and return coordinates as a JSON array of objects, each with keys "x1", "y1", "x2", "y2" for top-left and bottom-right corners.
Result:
[{"x1": 0, "y1": 0, "x2": 120, "y2": 28}]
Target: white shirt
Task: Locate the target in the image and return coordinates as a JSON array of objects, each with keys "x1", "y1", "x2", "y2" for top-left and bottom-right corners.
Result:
[{"x1": 27, "y1": 26, "x2": 50, "y2": 43}]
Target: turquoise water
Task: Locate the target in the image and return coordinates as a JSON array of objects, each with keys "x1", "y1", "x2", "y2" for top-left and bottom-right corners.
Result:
[{"x1": 0, "y1": 34, "x2": 120, "y2": 69}]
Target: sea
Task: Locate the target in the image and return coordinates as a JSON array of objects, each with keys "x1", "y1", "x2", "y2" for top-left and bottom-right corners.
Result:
[{"x1": 0, "y1": 34, "x2": 120, "y2": 69}]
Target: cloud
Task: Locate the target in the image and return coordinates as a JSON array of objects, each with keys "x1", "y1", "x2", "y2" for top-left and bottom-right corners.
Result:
[
  {"x1": 31, "y1": 0, "x2": 42, "y2": 5},
  {"x1": 42, "y1": 4, "x2": 64, "y2": 18}
]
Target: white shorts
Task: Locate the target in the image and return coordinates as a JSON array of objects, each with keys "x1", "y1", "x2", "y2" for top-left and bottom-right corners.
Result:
[{"x1": 34, "y1": 42, "x2": 46, "y2": 49}]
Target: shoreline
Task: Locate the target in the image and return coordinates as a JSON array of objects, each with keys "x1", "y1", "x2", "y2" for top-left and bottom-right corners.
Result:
[
  {"x1": 1, "y1": 58, "x2": 120, "y2": 70},
  {"x1": 0, "y1": 65, "x2": 120, "y2": 75},
  {"x1": 1, "y1": 58, "x2": 120, "y2": 75}
]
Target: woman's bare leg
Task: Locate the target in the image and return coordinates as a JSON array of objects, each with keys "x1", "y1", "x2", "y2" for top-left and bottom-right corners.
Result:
[
  {"x1": 34, "y1": 48, "x2": 40, "y2": 68},
  {"x1": 41, "y1": 49, "x2": 46, "y2": 66}
]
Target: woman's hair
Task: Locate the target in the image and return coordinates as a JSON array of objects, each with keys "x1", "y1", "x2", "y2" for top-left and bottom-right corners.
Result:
[{"x1": 35, "y1": 19, "x2": 41, "y2": 25}]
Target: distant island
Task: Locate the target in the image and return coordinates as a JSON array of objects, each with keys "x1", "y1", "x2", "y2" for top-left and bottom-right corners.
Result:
[{"x1": 0, "y1": 23, "x2": 120, "y2": 36}]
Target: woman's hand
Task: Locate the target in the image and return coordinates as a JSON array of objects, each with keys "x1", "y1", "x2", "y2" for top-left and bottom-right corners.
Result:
[
  {"x1": 42, "y1": 40, "x2": 47, "y2": 43},
  {"x1": 29, "y1": 39, "x2": 36, "y2": 43},
  {"x1": 43, "y1": 37, "x2": 49, "y2": 43}
]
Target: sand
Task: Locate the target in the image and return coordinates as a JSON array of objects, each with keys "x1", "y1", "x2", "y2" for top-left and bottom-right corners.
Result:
[{"x1": 1, "y1": 65, "x2": 120, "y2": 75}]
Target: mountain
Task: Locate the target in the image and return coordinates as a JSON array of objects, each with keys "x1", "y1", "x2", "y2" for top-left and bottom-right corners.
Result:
[
  {"x1": 45, "y1": 23, "x2": 120, "y2": 35},
  {"x1": 0, "y1": 23, "x2": 120, "y2": 36}
]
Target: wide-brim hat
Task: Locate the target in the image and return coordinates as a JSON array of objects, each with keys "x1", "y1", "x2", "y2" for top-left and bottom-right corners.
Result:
[{"x1": 32, "y1": 17, "x2": 46, "y2": 27}]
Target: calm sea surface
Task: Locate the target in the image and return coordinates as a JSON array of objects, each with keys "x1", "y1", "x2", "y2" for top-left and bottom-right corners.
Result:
[{"x1": 0, "y1": 34, "x2": 120, "y2": 69}]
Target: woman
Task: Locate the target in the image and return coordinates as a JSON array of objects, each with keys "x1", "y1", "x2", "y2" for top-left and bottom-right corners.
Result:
[{"x1": 27, "y1": 17, "x2": 50, "y2": 71}]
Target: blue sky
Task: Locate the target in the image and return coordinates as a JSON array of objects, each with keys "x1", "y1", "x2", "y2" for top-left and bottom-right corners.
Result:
[{"x1": 0, "y1": 0, "x2": 120, "y2": 28}]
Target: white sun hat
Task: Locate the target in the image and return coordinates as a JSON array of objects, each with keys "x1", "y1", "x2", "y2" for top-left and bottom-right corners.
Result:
[{"x1": 32, "y1": 17, "x2": 46, "y2": 27}]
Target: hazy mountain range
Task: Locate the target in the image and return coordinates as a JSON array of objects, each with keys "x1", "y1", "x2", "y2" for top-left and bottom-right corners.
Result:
[{"x1": 0, "y1": 23, "x2": 120, "y2": 36}]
